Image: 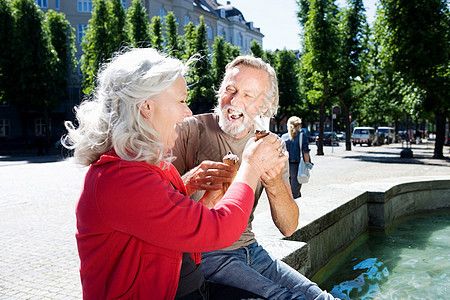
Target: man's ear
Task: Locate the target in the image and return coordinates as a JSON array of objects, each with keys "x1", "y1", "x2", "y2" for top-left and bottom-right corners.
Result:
[{"x1": 139, "y1": 99, "x2": 152, "y2": 119}]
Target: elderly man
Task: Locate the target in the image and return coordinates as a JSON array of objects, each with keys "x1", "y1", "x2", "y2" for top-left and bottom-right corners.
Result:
[{"x1": 173, "y1": 56, "x2": 336, "y2": 299}]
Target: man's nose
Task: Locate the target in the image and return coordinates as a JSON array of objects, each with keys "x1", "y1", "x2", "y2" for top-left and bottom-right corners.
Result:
[{"x1": 230, "y1": 94, "x2": 244, "y2": 107}]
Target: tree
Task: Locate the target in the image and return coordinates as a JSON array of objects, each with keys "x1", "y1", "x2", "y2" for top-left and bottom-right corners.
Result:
[
  {"x1": 150, "y1": 16, "x2": 164, "y2": 51},
  {"x1": 0, "y1": 0, "x2": 14, "y2": 105},
  {"x1": 165, "y1": 11, "x2": 182, "y2": 58},
  {"x1": 379, "y1": 0, "x2": 449, "y2": 158},
  {"x1": 10, "y1": 0, "x2": 56, "y2": 141},
  {"x1": 107, "y1": 0, "x2": 128, "y2": 54},
  {"x1": 186, "y1": 16, "x2": 215, "y2": 114},
  {"x1": 250, "y1": 40, "x2": 264, "y2": 58},
  {"x1": 274, "y1": 50, "x2": 302, "y2": 133},
  {"x1": 41, "y1": 10, "x2": 77, "y2": 145},
  {"x1": 336, "y1": 0, "x2": 370, "y2": 150},
  {"x1": 127, "y1": 0, "x2": 151, "y2": 47},
  {"x1": 80, "y1": 0, "x2": 110, "y2": 95},
  {"x1": 212, "y1": 36, "x2": 228, "y2": 89},
  {"x1": 45, "y1": 9, "x2": 77, "y2": 101},
  {"x1": 211, "y1": 36, "x2": 241, "y2": 89},
  {"x1": 299, "y1": 0, "x2": 341, "y2": 155},
  {"x1": 182, "y1": 21, "x2": 196, "y2": 61}
]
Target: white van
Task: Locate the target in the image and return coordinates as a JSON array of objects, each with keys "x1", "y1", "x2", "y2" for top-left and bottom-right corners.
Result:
[
  {"x1": 377, "y1": 127, "x2": 396, "y2": 144},
  {"x1": 352, "y1": 127, "x2": 375, "y2": 146}
]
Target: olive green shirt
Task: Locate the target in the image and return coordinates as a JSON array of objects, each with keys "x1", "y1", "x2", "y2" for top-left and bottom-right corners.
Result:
[{"x1": 172, "y1": 113, "x2": 289, "y2": 251}]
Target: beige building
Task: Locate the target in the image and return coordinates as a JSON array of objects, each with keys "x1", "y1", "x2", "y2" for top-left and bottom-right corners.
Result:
[{"x1": 35, "y1": 0, "x2": 264, "y2": 59}]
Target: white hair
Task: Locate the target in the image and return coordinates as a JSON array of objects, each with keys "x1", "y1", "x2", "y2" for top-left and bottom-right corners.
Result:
[{"x1": 63, "y1": 48, "x2": 187, "y2": 166}]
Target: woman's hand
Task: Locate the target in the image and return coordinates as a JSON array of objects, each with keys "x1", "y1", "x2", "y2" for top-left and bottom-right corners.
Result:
[{"x1": 181, "y1": 160, "x2": 235, "y2": 196}]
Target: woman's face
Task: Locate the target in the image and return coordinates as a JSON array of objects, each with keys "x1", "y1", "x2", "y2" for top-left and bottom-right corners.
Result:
[{"x1": 144, "y1": 76, "x2": 192, "y2": 151}]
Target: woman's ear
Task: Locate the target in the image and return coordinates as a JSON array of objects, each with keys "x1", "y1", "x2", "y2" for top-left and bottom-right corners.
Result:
[{"x1": 139, "y1": 99, "x2": 152, "y2": 119}]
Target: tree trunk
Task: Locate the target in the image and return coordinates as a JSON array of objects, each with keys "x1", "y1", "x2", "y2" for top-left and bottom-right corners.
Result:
[
  {"x1": 317, "y1": 101, "x2": 325, "y2": 156},
  {"x1": 433, "y1": 109, "x2": 446, "y2": 159}
]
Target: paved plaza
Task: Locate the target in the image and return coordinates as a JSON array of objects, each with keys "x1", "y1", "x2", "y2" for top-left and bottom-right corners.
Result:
[{"x1": 1, "y1": 140, "x2": 449, "y2": 299}]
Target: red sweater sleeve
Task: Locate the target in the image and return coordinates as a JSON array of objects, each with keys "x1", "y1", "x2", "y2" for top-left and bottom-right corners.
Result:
[{"x1": 91, "y1": 162, "x2": 254, "y2": 253}]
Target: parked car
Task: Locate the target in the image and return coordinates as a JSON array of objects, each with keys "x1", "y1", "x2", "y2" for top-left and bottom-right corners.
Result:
[
  {"x1": 336, "y1": 131, "x2": 346, "y2": 141},
  {"x1": 316, "y1": 132, "x2": 339, "y2": 146},
  {"x1": 352, "y1": 127, "x2": 375, "y2": 146},
  {"x1": 377, "y1": 127, "x2": 396, "y2": 144}
]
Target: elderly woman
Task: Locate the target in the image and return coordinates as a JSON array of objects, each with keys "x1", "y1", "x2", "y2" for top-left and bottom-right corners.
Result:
[
  {"x1": 64, "y1": 48, "x2": 287, "y2": 299},
  {"x1": 281, "y1": 116, "x2": 311, "y2": 198}
]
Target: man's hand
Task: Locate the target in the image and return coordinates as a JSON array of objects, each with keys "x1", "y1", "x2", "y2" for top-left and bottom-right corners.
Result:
[{"x1": 181, "y1": 160, "x2": 236, "y2": 196}]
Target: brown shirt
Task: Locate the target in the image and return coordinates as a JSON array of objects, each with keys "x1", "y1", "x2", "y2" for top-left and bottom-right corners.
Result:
[{"x1": 172, "y1": 113, "x2": 289, "y2": 251}]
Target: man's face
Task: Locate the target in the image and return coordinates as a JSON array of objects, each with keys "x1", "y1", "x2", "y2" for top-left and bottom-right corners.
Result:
[{"x1": 216, "y1": 65, "x2": 271, "y2": 138}]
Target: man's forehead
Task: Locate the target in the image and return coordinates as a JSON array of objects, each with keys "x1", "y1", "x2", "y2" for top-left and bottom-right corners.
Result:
[{"x1": 227, "y1": 66, "x2": 268, "y2": 89}]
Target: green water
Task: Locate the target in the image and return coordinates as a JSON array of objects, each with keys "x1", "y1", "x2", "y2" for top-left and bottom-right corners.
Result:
[{"x1": 312, "y1": 210, "x2": 450, "y2": 299}]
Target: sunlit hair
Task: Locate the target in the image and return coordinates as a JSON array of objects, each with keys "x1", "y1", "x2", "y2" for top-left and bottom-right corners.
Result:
[
  {"x1": 288, "y1": 116, "x2": 302, "y2": 140},
  {"x1": 63, "y1": 48, "x2": 188, "y2": 167},
  {"x1": 215, "y1": 55, "x2": 279, "y2": 118}
]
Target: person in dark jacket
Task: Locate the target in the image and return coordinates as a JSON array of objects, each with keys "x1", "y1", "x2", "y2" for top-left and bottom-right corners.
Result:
[{"x1": 63, "y1": 48, "x2": 287, "y2": 299}]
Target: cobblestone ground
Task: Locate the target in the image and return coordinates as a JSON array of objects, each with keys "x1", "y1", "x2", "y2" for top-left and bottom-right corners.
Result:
[
  {"x1": 0, "y1": 141, "x2": 448, "y2": 299},
  {"x1": 0, "y1": 156, "x2": 87, "y2": 299}
]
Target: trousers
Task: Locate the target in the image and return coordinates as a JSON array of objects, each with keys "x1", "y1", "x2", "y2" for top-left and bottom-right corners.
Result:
[
  {"x1": 289, "y1": 162, "x2": 302, "y2": 199},
  {"x1": 201, "y1": 241, "x2": 338, "y2": 299}
]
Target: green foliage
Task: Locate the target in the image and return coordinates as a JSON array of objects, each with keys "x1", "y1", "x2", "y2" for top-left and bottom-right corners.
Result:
[
  {"x1": 182, "y1": 22, "x2": 196, "y2": 61},
  {"x1": 45, "y1": 10, "x2": 77, "y2": 90},
  {"x1": 299, "y1": 0, "x2": 341, "y2": 154},
  {"x1": 107, "y1": 0, "x2": 128, "y2": 54},
  {"x1": 80, "y1": 0, "x2": 109, "y2": 95},
  {"x1": 185, "y1": 16, "x2": 215, "y2": 114},
  {"x1": 212, "y1": 36, "x2": 242, "y2": 89},
  {"x1": 250, "y1": 40, "x2": 264, "y2": 58},
  {"x1": 80, "y1": 0, "x2": 129, "y2": 95},
  {"x1": 264, "y1": 51, "x2": 278, "y2": 67},
  {"x1": 0, "y1": 0, "x2": 14, "y2": 105},
  {"x1": 10, "y1": 0, "x2": 55, "y2": 112},
  {"x1": 42, "y1": 7, "x2": 77, "y2": 132},
  {"x1": 379, "y1": 0, "x2": 449, "y2": 109},
  {"x1": 127, "y1": 0, "x2": 151, "y2": 47},
  {"x1": 150, "y1": 16, "x2": 164, "y2": 51},
  {"x1": 296, "y1": 0, "x2": 310, "y2": 26},
  {"x1": 378, "y1": 0, "x2": 449, "y2": 157},
  {"x1": 165, "y1": 11, "x2": 182, "y2": 59},
  {"x1": 276, "y1": 50, "x2": 301, "y2": 120},
  {"x1": 212, "y1": 36, "x2": 228, "y2": 88}
]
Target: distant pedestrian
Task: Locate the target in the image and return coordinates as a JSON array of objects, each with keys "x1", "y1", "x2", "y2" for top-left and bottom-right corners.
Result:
[{"x1": 281, "y1": 116, "x2": 312, "y2": 198}]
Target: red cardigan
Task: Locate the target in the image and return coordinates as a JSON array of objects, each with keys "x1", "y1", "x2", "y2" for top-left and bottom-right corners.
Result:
[{"x1": 76, "y1": 151, "x2": 254, "y2": 299}]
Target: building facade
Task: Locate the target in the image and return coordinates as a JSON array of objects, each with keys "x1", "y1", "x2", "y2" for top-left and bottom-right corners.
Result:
[
  {"x1": 37, "y1": 0, "x2": 263, "y2": 59},
  {"x1": 0, "y1": 0, "x2": 263, "y2": 154}
]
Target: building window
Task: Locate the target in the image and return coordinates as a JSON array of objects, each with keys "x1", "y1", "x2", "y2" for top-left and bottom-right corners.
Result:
[
  {"x1": 207, "y1": 26, "x2": 213, "y2": 40},
  {"x1": 184, "y1": 14, "x2": 191, "y2": 26},
  {"x1": 35, "y1": 118, "x2": 48, "y2": 136},
  {"x1": 0, "y1": 119, "x2": 10, "y2": 137},
  {"x1": 78, "y1": 24, "x2": 88, "y2": 43},
  {"x1": 35, "y1": 0, "x2": 47, "y2": 8},
  {"x1": 237, "y1": 33, "x2": 243, "y2": 48},
  {"x1": 219, "y1": 9, "x2": 225, "y2": 19},
  {"x1": 56, "y1": 0, "x2": 59, "y2": 10},
  {"x1": 220, "y1": 28, "x2": 226, "y2": 39},
  {"x1": 78, "y1": 0, "x2": 93, "y2": 13}
]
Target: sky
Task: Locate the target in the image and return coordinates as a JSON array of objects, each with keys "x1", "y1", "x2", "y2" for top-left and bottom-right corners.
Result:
[{"x1": 220, "y1": 0, "x2": 378, "y2": 51}]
